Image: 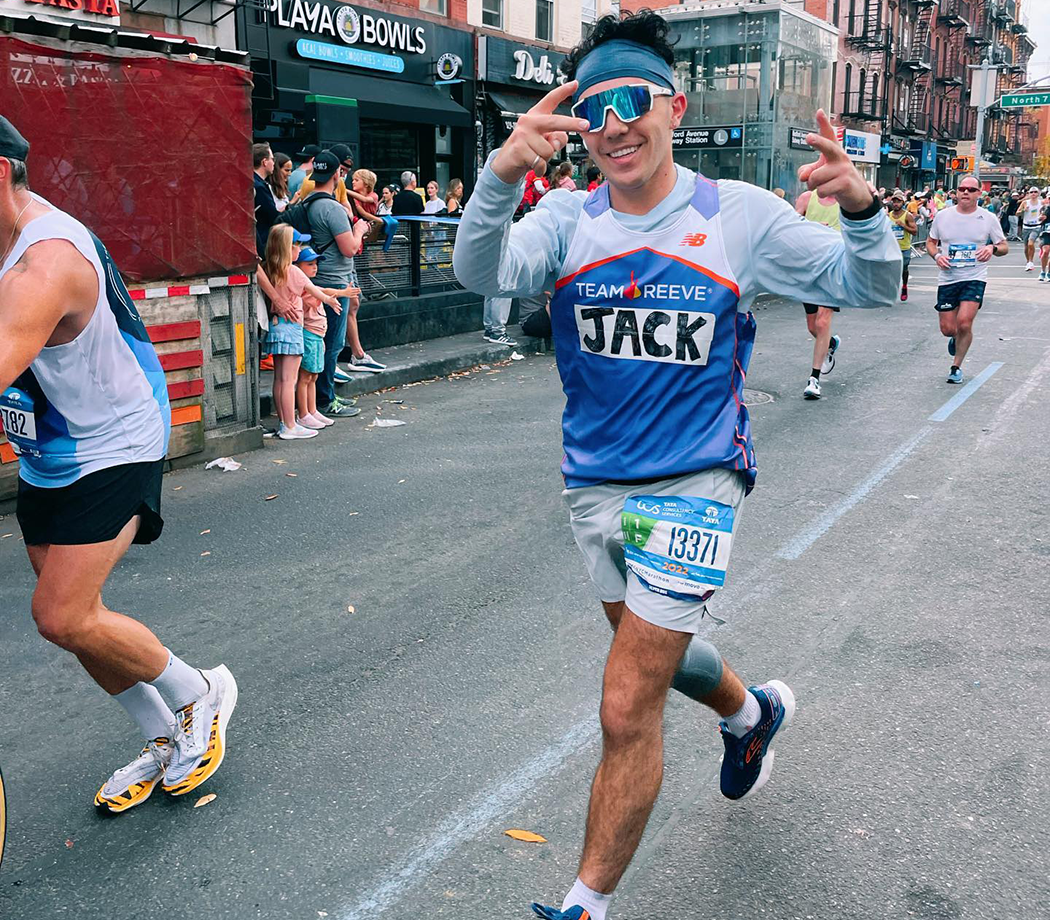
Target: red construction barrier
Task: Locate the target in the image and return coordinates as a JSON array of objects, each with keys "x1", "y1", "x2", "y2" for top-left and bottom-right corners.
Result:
[{"x1": 0, "y1": 35, "x2": 256, "y2": 281}]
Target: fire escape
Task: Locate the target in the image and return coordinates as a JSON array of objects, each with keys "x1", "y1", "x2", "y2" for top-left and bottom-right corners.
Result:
[
  {"x1": 903, "y1": 0, "x2": 938, "y2": 136},
  {"x1": 933, "y1": 0, "x2": 971, "y2": 140},
  {"x1": 843, "y1": 0, "x2": 893, "y2": 124}
]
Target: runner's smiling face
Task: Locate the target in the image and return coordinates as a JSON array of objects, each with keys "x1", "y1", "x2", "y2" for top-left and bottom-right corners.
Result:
[{"x1": 577, "y1": 77, "x2": 686, "y2": 193}]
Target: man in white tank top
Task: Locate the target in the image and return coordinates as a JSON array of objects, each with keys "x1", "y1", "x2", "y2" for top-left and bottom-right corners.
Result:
[{"x1": 0, "y1": 117, "x2": 238, "y2": 814}]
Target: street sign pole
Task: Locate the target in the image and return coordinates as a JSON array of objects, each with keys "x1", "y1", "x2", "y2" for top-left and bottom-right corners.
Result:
[{"x1": 973, "y1": 58, "x2": 990, "y2": 183}]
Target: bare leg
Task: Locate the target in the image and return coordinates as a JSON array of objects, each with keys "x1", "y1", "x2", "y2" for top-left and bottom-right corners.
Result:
[
  {"x1": 1026, "y1": 237, "x2": 1035, "y2": 263},
  {"x1": 344, "y1": 300, "x2": 365, "y2": 359},
  {"x1": 306, "y1": 373, "x2": 318, "y2": 417},
  {"x1": 578, "y1": 607, "x2": 690, "y2": 893},
  {"x1": 1041, "y1": 245, "x2": 1049, "y2": 272},
  {"x1": 30, "y1": 516, "x2": 168, "y2": 695},
  {"x1": 273, "y1": 354, "x2": 301, "y2": 427},
  {"x1": 296, "y1": 367, "x2": 311, "y2": 420},
  {"x1": 951, "y1": 300, "x2": 980, "y2": 368},
  {"x1": 938, "y1": 309, "x2": 958, "y2": 342},
  {"x1": 602, "y1": 600, "x2": 746, "y2": 717},
  {"x1": 809, "y1": 307, "x2": 834, "y2": 371}
]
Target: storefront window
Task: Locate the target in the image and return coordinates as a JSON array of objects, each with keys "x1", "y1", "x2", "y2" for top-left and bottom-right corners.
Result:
[
  {"x1": 361, "y1": 119, "x2": 419, "y2": 190},
  {"x1": 419, "y1": 0, "x2": 447, "y2": 14},
  {"x1": 482, "y1": 0, "x2": 503, "y2": 30},
  {"x1": 536, "y1": 0, "x2": 553, "y2": 43}
]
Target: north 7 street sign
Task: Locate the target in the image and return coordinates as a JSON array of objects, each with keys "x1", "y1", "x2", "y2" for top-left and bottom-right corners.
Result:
[{"x1": 999, "y1": 91, "x2": 1050, "y2": 108}]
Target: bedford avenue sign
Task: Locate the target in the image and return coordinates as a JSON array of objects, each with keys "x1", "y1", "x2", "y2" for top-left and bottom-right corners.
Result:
[{"x1": 267, "y1": 0, "x2": 428, "y2": 54}]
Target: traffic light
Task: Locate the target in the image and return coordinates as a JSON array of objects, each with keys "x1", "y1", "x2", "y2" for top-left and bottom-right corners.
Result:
[{"x1": 949, "y1": 156, "x2": 975, "y2": 171}]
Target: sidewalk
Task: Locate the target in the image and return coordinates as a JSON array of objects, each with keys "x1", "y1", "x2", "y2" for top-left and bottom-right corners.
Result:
[{"x1": 258, "y1": 331, "x2": 543, "y2": 418}]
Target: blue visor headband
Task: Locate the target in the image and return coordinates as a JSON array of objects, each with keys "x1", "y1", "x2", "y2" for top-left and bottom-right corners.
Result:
[{"x1": 573, "y1": 39, "x2": 676, "y2": 102}]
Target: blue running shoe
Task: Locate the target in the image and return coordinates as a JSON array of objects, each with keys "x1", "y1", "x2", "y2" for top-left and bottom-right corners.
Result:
[
  {"x1": 948, "y1": 336, "x2": 956, "y2": 357},
  {"x1": 947, "y1": 367, "x2": 963, "y2": 384},
  {"x1": 719, "y1": 680, "x2": 795, "y2": 801},
  {"x1": 532, "y1": 905, "x2": 591, "y2": 920}
]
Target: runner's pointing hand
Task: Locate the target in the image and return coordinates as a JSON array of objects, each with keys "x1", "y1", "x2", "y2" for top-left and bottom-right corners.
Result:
[
  {"x1": 797, "y1": 109, "x2": 875, "y2": 213},
  {"x1": 491, "y1": 80, "x2": 591, "y2": 185}
]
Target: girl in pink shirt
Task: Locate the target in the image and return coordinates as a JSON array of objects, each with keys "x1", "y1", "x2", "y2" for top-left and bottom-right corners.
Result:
[{"x1": 262, "y1": 226, "x2": 338, "y2": 440}]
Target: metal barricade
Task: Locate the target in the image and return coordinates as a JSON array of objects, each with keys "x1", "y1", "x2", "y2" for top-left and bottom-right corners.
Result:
[{"x1": 356, "y1": 218, "x2": 465, "y2": 301}]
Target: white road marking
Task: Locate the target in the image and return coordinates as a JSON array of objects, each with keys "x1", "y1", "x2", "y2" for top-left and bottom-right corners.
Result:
[
  {"x1": 778, "y1": 361, "x2": 1003, "y2": 559},
  {"x1": 775, "y1": 426, "x2": 933, "y2": 561},
  {"x1": 338, "y1": 717, "x2": 598, "y2": 920},
  {"x1": 927, "y1": 362, "x2": 1003, "y2": 421},
  {"x1": 981, "y1": 347, "x2": 1050, "y2": 447}
]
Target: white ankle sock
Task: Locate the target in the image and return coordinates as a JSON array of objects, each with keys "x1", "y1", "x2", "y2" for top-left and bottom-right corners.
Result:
[
  {"x1": 150, "y1": 649, "x2": 209, "y2": 710},
  {"x1": 114, "y1": 682, "x2": 177, "y2": 740},
  {"x1": 562, "y1": 877, "x2": 611, "y2": 920},
  {"x1": 724, "y1": 690, "x2": 762, "y2": 738}
]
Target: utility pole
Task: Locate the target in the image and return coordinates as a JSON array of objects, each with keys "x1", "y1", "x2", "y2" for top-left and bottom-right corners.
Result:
[{"x1": 972, "y1": 57, "x2": 992, "y2": 183}]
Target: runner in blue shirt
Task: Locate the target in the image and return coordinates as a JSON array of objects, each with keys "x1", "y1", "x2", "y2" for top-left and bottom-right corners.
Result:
[{"x1": 453, "y1": 11, "x2": 900, "y2": 919}]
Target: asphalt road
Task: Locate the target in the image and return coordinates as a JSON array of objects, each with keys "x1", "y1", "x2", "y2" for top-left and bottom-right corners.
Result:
[{"x1": 1, "y1": 248, "x2": 1048, "y2": 920}]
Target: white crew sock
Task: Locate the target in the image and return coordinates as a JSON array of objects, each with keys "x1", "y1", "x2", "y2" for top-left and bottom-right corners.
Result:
[
  {"x1": 114, "y1": 682, "x2": 177, "y2": 741},
  {"x1": 562, "y1": 877, "x2": 611, "y2": 920},
  {"x1": 724, "y1": 690, "x2": 762, "y2": 738},
  {"x1": 149, "y1": 649, "x2": 209, "y2": 710}
]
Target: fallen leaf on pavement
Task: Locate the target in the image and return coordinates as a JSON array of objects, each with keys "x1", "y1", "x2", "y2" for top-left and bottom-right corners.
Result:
[
  {"x1": 200, "y1": 551, "x2": 211, "y2": 557},
  {"x1": 65, "y1": 839, "x2": 74, "y2": 848},
  {"x1": 173, "y1": 486, "x2": 183, "y2": 491},
  {"x1": 286, "y1": 472, "x2": 298, "y2": 477},
  {"x1": 265, "y1": 494, "x2": 278, "y2": 501},
  {"x1": 272, "y1": 459, "x2": 287, "y2": 465},
  {"x1": 504, "y1": 829, "x2": 547, "y2": 843},
  {"x1": 194, "y1": 794, "x2": 217, "y2": 808},
  {"x1": 200, "y1": 529, "x2": 211, "y2": 535},
  {"x1": 347, "y1": 512, "x2": 360, "y2": 516},
  {"x1": 347, "y1": 605, "x2": 356, "y2": 614},
  {"x1": 1, "y1": 533, "x2": 12, "y2": 539},
  {"x1": 398, "y1": 479, "x2": 406, "y2": 484}
]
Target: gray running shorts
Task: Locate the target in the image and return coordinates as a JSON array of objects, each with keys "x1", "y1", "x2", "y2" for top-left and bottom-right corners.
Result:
[{"x1": 563, "y1": 467, "x2": 747, "y2": 634}]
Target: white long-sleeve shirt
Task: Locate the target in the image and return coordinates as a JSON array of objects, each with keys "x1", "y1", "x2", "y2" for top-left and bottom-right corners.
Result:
[{"x1": 453, "y1": 157, "x2": 902, "y2": 311}]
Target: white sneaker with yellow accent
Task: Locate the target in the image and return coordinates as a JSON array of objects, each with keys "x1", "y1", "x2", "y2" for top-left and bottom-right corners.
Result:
[
  {"x1": 94, "y1": 738, "x2": 173, "y2": 813},
  {"x1": 162, "y1": 665, "x2": 238, "y2": 796}
]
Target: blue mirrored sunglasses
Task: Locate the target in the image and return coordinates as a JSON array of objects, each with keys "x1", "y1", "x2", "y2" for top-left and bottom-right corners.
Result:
[{"x1": 570, "y1": 84, "x2": 675, "y2": 133}]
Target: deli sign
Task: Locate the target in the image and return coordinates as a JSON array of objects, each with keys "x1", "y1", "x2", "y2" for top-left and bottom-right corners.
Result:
[{"x1": 480, "y1": 35, "x2": 567, "y2": 89}]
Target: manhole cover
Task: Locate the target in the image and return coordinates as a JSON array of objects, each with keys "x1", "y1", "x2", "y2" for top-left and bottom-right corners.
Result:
[{"x1": 743, "y1": 388, "x2": 773, "y2": 406}]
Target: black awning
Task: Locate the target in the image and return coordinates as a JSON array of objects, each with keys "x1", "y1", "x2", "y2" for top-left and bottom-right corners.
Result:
[
  {"x1": 487, "y1": 89, "x2": 572, "y2": 119},
  {"x1": 486, "y1": 89, "x2": 571, "y2": 135},
  {"x1": 338, "y1": 75, "x2": 472, "y2": 128}
]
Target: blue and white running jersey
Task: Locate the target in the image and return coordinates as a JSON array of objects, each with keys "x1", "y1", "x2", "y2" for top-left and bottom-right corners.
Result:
[
  {"x1": 0, "y1": 198, "x2": 170, "y2": 488},
  {"x1": 550, "y1": 176, "x2": 755, "y2": 489}
]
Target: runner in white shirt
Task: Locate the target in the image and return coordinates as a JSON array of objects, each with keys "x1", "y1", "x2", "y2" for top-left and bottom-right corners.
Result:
[
  {"x1": 926, "y1": 176, "x2": 1008, "y2": 384},
  {"x1": 0, "y1": 116, "x2": 237, "y2": 814},
  {"x1": 1020, "y1": 186, "x2": 1044, "y2": 271}
]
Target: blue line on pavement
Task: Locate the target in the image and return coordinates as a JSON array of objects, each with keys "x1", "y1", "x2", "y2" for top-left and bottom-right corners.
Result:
[
  {"x1": 928, "y1": 362, "x2": 1004, "y2": 422},
  {"x1": 775, "y1": 425, "x2": 934, "y2": 561}
]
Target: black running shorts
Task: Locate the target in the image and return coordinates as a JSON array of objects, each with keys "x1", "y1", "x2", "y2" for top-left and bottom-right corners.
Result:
[
  {"x1": 802, "y1": 303, "x2": 841, "y2": 314},
  {"x1": 16, "y1": 460, "x2": 164, "y2": 547}
]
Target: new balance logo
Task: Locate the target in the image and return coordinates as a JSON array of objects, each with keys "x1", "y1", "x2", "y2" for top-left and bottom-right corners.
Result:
[{"x1": 680, "y1": 232, "x2": 708, "y2": 247}]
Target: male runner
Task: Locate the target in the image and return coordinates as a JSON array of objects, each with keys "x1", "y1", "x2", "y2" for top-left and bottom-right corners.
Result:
[
  {"x1": 887, "y1": 190, "x2": 918, "y2": 300},
  {"x1": 795, "y1": 188, "x2": 843, "y2": 399},
  {"x1": 0, "y1": 117, "x2": 237, "y2": 812},
  {"x1": 452, "y1": 12, "x2": 900, "y2": 919},
  {"x1": 926, "y1": 175, "x2": 1007, "y2": 384},
  {"x1": 1021, "y1": 186, "x2": 1043, "y2": 271},
  {"x1": 1037, "y1": 196, "x2": 1050, "y2": 283}
]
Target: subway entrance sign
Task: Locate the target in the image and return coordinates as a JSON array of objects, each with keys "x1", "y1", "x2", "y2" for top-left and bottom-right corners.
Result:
[{"x1": 999, "y1": 91, "x2": 1050, "y2": 108}]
